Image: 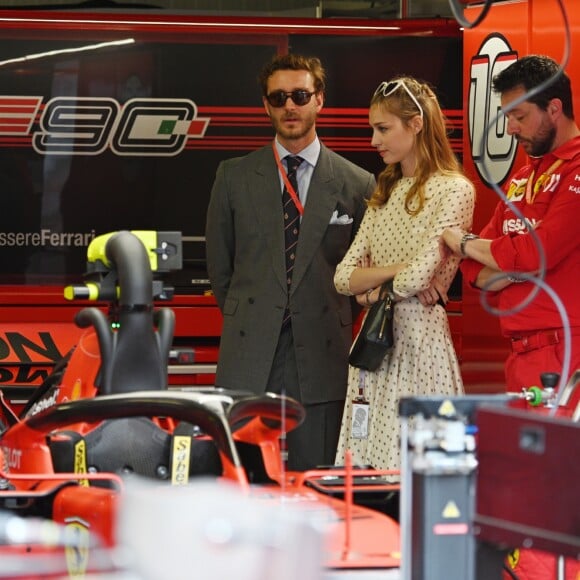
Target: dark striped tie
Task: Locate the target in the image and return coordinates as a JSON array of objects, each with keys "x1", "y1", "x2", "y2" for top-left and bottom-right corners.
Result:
[{"x1": 282, "y1": 155, "x2": 302, "y2": 327}]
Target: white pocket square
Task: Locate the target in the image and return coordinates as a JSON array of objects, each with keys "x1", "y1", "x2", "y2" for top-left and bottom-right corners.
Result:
[{"x1": 329, "y1": 210, "x2": 353, "y2": 225}]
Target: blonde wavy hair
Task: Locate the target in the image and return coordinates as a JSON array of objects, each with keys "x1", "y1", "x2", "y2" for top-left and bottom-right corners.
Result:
[{"x1": 368, "y1": 76, "x2": 464, "y2": 215}]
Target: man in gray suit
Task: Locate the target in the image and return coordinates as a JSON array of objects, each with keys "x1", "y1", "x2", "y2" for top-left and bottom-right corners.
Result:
[{"x1": 205, "y1": 54, "x2": 375, "y2": 471}]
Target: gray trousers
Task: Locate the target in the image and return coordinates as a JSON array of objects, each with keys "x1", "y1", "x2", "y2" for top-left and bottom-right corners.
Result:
[{"x1": 267, "y1": 323, "x2": 344, "y2": 471}]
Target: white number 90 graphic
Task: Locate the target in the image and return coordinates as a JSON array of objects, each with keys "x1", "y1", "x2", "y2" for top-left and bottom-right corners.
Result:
[{"x1": 32, "y1": 97, "x2": 209, "y2": 157}]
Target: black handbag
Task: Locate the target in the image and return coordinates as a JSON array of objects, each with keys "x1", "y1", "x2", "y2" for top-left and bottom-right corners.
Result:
[{"x1": 348, "y1": 280, "x2": 395, "y2": 371}]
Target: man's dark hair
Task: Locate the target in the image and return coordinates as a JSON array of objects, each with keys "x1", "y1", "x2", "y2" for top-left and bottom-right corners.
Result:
[
  {"x1": 258, "y1": 53, "x2": 326, "y2": 96},
  {"x1": 492, "y1": 54, "x2": 574, "y2": 119}
]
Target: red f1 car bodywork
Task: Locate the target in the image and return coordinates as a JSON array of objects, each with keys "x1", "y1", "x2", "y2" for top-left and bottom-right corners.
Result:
[{"x1": 0, "y1": 230, "x2": 401, "y2": 578}]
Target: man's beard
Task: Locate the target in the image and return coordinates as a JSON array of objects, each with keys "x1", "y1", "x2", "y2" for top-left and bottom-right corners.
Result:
[
  {"x1": 518, "y1": 120, "x2": 556, "y2": 157},
  {"x1": 271, "y1": 110, "x2": 317, "y2": 142}
]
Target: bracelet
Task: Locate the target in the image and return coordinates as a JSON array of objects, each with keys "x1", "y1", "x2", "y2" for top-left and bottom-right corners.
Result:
[
  {"x1": 507, "y1": 274, "x2": 526, "y2": 283},
  {"x1": 365, "y1": 288, "x2": 373, "y2": 306},
  {"x1": 459, "y1": 233, "x2": 479, "y2": 257}
]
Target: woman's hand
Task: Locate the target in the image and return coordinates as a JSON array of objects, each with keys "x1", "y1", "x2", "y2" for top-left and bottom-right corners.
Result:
[
  {"x1": 439, "y1": 235, "x2": 452, "y2": 261},
  {"x1": 357, "y1": 254, "x2": 371, "y2": 269},
  {"x1": 417, "y1": 278, "x2": 447, "y2": 307},
  {"x1": 356, "y1": 254, "x2": 379, "y2": 308},
  {"x1": 354, "y1": 254, "x2": 374, "y2": 306},
  {"x1": 355, "y1": 286, "x2": 377, "y2": 308}
]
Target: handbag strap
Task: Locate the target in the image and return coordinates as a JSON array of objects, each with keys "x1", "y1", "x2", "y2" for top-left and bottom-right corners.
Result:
[{"x1": 378, "y1": 278, "x2": 395, "y2": 302}]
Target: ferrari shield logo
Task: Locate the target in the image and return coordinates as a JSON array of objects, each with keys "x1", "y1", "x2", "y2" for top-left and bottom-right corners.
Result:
[{"x1": 64, "y1": 518, "x2": 90, "y2": 577}]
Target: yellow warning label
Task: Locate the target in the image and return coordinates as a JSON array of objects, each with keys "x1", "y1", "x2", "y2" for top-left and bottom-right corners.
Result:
[
  {"x1": 438, "y1": 399, "x2": 457, "y2": 417},
  {"x1": 442, "y1": 500, "x2": 461, "y2": 519},
  {"x1": 74, "y1": 440, "x2": 89, "y2": 487},
  {"x1": 171, "y1": 435, "x2": 191, "y2": 485}
]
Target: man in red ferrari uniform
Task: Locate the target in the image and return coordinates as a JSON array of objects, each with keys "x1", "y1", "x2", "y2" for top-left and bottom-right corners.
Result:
[
  {"x1": 443, "y1": 54, "x2": 580, "y2": 580},
  {"x1": 444, "y1": 54, "x2": 580, "y2": 401}
]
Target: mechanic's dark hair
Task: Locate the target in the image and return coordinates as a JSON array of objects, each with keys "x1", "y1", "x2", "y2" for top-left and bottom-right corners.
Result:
[
  {"x1": 492, "y1": 54, "x2": 574, "y2": 119},
  {"x1": 258, "y1": 53, "x2": 326, "y2": 95}
]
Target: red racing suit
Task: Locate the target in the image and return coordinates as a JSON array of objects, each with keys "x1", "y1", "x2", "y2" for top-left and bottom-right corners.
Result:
[
  {"x1": 463, "y1": 137, "x2": 580, "y2": 580},
  {"x1": 462, "y1": 136, "x2": 580, "y2": 395},
  {"x1": 504, "y1": 548, "x2": 580, "y2": 580}
]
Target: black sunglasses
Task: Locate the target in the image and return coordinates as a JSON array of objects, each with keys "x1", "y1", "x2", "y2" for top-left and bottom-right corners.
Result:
[{"x1": 265, "y1": 89, "x2": 316, "y2": 108}]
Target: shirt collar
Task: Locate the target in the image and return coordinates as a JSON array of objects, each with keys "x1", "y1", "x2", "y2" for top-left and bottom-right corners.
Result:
[
  {"x1": 552, "y1": 134, "x2": 580, "y2": 161},
  {"x1": 533, "y1": 134, "x2": 580, "y2": 165},
  {"x1": 274, "y1": 136, "x2": 321, "y2": 167}
]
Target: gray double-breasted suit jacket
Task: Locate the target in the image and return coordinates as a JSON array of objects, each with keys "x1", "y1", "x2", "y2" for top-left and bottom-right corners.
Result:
[{"x1": 205, "y1": 142, "x2": 375, "y2": 405}]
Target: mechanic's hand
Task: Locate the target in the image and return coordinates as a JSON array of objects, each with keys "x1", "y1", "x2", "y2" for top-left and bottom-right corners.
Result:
[{"x1": 441, "y1": 227, "x2": 464, "y2": 256}]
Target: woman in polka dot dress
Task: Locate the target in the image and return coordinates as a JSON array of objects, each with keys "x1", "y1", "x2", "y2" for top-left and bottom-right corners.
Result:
[{"x1": 334, "y1": 76, "x2": 475, "y2": 471}]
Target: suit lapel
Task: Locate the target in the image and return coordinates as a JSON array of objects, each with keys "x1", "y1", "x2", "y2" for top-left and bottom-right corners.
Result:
[
  {"x1": 250, "y1": 148, "x2": 287, "y2": 291},
  {"x1": 291, "y1": 147, "x2": 338, "y2": 291}
]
